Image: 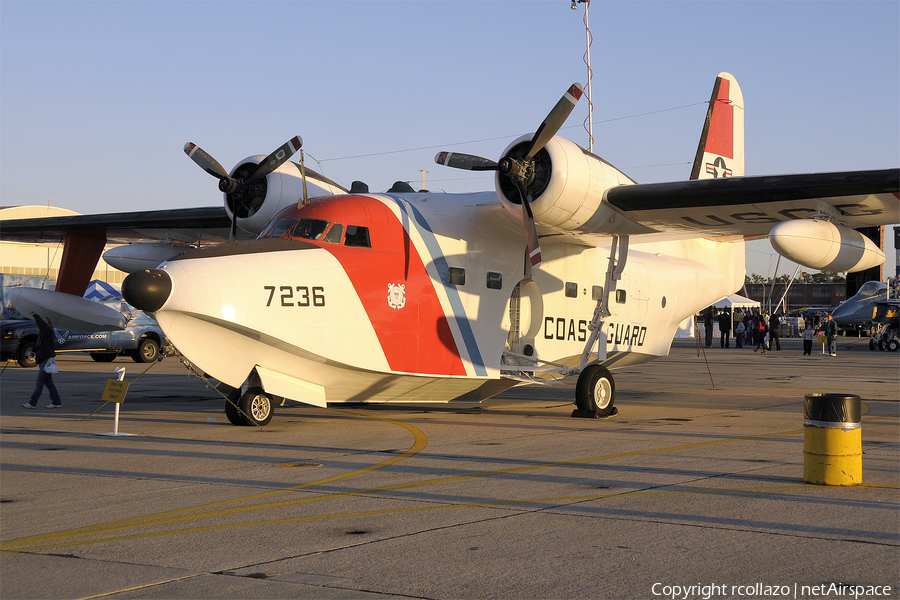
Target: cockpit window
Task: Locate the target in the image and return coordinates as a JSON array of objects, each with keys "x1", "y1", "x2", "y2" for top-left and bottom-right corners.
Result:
[
  {"x1": 857, "y1": 282, "x2": 883, "y2": 296},
  {"x1": 293, "y1": 218, "x2": 331, "y2": 241},
  {"x1": 259, "y1": 217, "x2": 298, "y2": 239},
  {"x1": 260, "y1": 217, "x2": 331, "y2": 241},
  {"x1": 344, "y1": 225, "x2": 371, "y2": 248},
  {"x1": 322, "y1": 223, "x2": 343, "y2": 244}
]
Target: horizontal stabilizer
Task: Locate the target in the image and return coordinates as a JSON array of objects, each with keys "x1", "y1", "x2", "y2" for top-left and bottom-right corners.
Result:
[{"x1": 8, "y1": 288, "x2": 126, "y2": 332}]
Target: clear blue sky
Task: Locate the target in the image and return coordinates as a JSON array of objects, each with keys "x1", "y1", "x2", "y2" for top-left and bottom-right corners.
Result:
[{"x1": 2, "y1": 1, "x2": 898, "y2": 278}]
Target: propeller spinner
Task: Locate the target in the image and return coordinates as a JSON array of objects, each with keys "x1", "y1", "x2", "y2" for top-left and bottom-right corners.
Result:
[
  {"x1": 184, "y1": 136, "x2": 303, "y2": 239},
  {"x1": 434, "y1": 83, "x2": 584, "y2": 268}
]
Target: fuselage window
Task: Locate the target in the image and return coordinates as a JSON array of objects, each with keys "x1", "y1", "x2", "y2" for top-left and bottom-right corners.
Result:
[
  {"x1": 486, "y1": 271, "x2": 502, "y2": 290},
  {"x1": 448, "y1": 267, "x2": 466, "y2": 286},
  {"x1": 565, "y1": 282, "x2": 578, "y2": 298},
  {"x1": 592, "y1": 285, "x2": 604, "y2": 301},
  {"x1": 616, "y1": 289, "x2": 627, "y2": 304},
  {"x1": 292, "y1": 218, "x2": 331, "y2": 241},
  {"x1": 344, "y1": 225, "x2": 371, "y2": 248},
  {"x1": 322, "y1": 223, "x2": 343, "y2": 244},
  {"x1": 259, "y1": 217, "x2": 299, "y2": 239}
]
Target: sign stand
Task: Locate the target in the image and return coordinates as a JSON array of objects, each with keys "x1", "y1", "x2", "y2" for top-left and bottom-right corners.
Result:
[{"x1": 97, "y1": 367, "x2": 136, "y2": 437}]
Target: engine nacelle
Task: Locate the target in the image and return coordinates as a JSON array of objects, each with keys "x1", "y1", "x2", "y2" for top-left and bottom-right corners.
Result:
[
  {"x1": 494, "y1": 135, "x2": 633, "y2": 232},
  {"x1": 768, "y1": 219, "x2": 885, "y2": 273},
  {"x1": 226, "y1": 156, "x2": 345, "y2": 236}
]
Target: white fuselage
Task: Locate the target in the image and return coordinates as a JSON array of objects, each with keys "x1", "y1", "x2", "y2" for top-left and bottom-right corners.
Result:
[{"x1": 151, "y1": 192, "x2": 744, "y2": 406}]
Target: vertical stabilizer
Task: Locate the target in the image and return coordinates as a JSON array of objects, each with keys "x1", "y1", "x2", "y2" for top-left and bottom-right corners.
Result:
[{"x1": 690, "y1": 72, "x2": 744, "y2": 179}]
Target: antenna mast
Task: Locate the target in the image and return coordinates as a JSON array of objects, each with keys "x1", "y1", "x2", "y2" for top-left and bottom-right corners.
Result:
[{"x1": 572, "y1": 0, "x2": 593, "y2": 152}]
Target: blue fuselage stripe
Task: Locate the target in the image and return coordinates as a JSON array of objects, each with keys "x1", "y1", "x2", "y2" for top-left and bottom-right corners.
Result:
[{"x1": 390, "y1": 197, "x2": 488, "y2": 377}]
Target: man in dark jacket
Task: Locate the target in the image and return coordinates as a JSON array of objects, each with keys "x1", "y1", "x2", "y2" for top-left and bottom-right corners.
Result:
[
  {"x1": 768, "y1": 313, "x2": 783, "y2": 351},
  {"x1": 22, "y1": 311, "x2": 62, "y2": 409},
  {"x1": 703, "y1": 307, "x2": 714, "y2": 347},
  {"x1": 718, "y1": 309, "x2": 732, "y2": 348}
]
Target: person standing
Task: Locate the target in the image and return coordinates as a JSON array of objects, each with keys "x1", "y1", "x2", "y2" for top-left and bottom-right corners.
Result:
[
  {"x1": 743, "y1": 315, "x2": 753, "y2": 346},
  {"x1": 802, "y1": 322, "x2": 815, "y2": 355},
  {"x1": 718, "y1": 309, "x2": 732, "y2": 348},
  {"x1": 768, "y1": 312, "x2": 783, "y2": 351},
  {"x1": 825, "y1": 313, "x2": 838, "y2": 357},
  {"x1": 754, "y1": 314, "x2": 768, "y2": 353},
  {"x1": 22, "y1": 311, "x2": 62, "y2": 409},
  {"x1": 735, "y1": 318, "x2": 745, "y2": 349}
]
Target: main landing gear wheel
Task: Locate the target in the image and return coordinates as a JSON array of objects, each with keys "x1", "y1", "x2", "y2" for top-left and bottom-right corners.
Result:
[
  {"x1": 574, "y1": 364, "x2": 617, "y2": 418},
  {"x1": 888, "y1": 339, "x2": 899, "y2": 352},
  {"x1": 224, "y1": 389, "x2": 245, "y2": 426},
  {"x1": 238, "y1": 387, "x2": 274, "y2": 426}
]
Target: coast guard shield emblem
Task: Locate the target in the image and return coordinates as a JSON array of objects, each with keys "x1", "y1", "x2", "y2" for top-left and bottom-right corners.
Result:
[{"x1": 387, "y1": 283, "x2": 406, "y2": 310}]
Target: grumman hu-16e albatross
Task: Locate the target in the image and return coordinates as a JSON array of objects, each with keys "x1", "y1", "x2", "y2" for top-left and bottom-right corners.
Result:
[{"x1": 3, "y1": 74, "x2": 898, "y2": 426}]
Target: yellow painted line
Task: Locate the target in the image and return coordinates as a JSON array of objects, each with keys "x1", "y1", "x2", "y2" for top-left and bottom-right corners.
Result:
[
  {"x1": 1, "y1": 413, "x2": 428, "y2": 551},
  {"x1": 12, "y1": 482, "x2": 899, "y2": 553},
  {"x1": 4, "y1": 416, "x2": 897, "y2": 552},
  {"x1": 77, "y1": 575, "x2": 201, "y2": 600},
  {"x1": 1, "y1": 427, "x2": 802, "y2": 551}
]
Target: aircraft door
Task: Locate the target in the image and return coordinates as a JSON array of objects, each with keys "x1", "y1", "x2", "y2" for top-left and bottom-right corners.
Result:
[
  {"x1": 624, "y1": 262, "x2": 649, "y2": 323},
  {"x1": 506, "y1": 279, "x2": 543, "y2": 360}
]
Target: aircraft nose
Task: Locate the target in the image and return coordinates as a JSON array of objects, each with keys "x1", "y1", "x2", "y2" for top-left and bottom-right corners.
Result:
[
  {"x1": 830, "y1": 302, "x2": 853, "y2": 320},
  {"x1": 122, "y1": 269, "x2": 173, "y2": 312}
]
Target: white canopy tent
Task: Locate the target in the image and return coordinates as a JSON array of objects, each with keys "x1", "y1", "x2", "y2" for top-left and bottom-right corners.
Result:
[
  {"x1": 677, "y1": 294, "x2": 761, "y2": 339},
  {"x1": 713, "y1": 294, "x2": 760, "y2": 310}
]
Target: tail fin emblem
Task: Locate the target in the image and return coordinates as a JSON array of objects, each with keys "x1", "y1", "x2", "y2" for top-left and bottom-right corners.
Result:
[{"x1": 705, "y1": 156, "x2": 733, "y2": 178}]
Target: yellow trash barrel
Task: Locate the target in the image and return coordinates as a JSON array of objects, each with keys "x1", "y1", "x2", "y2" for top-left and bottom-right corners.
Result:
[{"x1": 803, "y1": 393, "x2": 862, "y2": 486}]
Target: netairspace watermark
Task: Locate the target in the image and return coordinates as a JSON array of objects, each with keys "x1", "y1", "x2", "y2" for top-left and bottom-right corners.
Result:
[{"x1": 651, "y1": 582, "x2": 894, "y2": 600}]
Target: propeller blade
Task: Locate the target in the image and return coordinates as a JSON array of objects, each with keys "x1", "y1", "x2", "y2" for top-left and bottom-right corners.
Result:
[
  {"x1": 434, "y1": 151, "x2": 498, "y2": 171},
  {"x1": 246, "y1": 135, "x2": 303, "y2": 182},
  {"x1": 525, "y1": 83, "x2": 584, "y2": 159},
  {"x1": 511, "y1": 182, "x2": 542, "y2": 269},
  {"x1": 184, "y1": 142, "x2": 229, "y2": 180},
  {"x1": 522, "y1": 192, "x2": 542, "y2": 268}
]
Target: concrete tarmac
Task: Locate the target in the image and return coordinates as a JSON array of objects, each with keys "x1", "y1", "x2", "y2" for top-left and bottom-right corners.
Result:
[{"x1": 1, "y1": 337, "x2": 897, "y2": 600}]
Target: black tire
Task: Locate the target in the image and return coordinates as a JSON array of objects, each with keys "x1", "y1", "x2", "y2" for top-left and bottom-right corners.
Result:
[
  {"x1": 869, "y1": 339, "x2": 876, "y2": 350},
  {"x1": 225, "y1": 389, "x2": 246, "y2": 426},
  {"x1": 575, "y1": 364, "x2": 616, "y2": 417},
  {"x1": 888, "y1": 339, "x2": 899, "y2": 352},
  {"x1": 225, "y1": 398, "x2": 245, "y2": 426},
  {"x1": 16, "y1": 340, "x2": 37, "y2": 368},
  {"x1": 239, "y1": 387, "x2": 274, "y2": 426},
  {"x1": 90, "y1": 352, "x2": 117, "y2": 362},
  {"x1": 131, "y1": 338, "x2": 160, "y2": 363}
]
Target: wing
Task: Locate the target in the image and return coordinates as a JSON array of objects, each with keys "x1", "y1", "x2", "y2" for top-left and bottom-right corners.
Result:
[
  {"x1": 0, "y1": 206, "x2": 236, "y2": 245},
  {"x1": 0, "y1": 206, "x2": 244, "y2": 307},
  {"x1": 603, "y1": 168, "x2": 899, "y2": 236}
]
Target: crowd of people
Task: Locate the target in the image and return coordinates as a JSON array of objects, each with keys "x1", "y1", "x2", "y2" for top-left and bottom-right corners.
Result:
[{"x1": 701, "y1": 306, "x2": 838, "y2": 356}]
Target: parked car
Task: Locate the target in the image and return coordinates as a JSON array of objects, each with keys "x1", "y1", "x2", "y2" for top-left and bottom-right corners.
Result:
[{"x1": 1, "y1": 302, "x2": 168, "y2": 368}]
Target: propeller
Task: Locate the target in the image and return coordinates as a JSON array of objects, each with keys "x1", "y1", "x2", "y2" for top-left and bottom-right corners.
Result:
[
  {"x1": 184, "y1": 136, "x2": 303, "y2": 239},
  {"x1": 434, "y1": 83, "x2": 584, "y2": 268}
]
